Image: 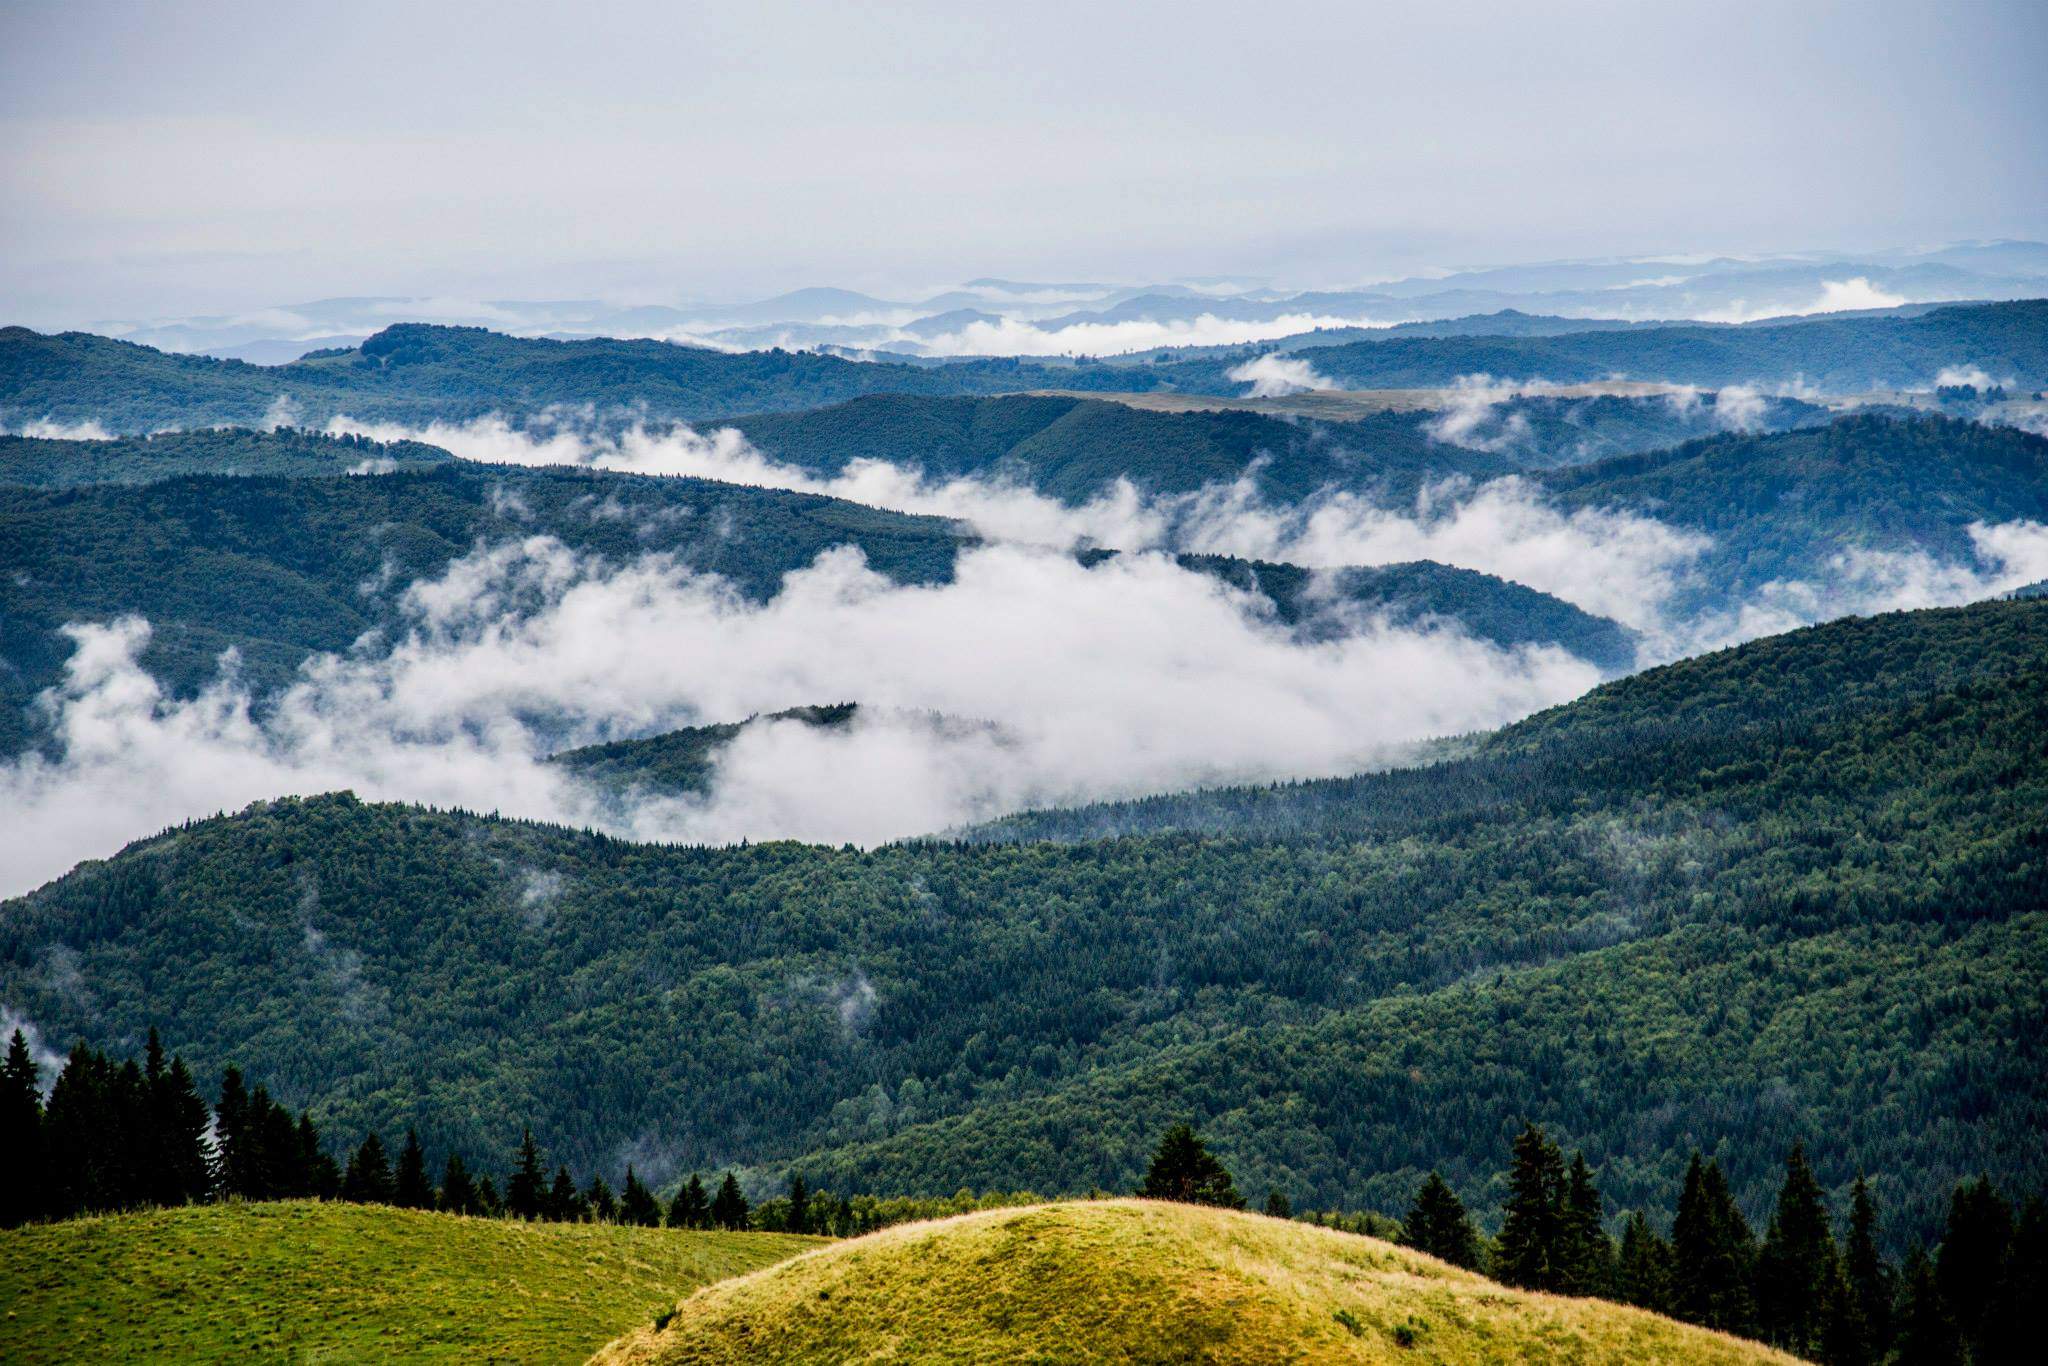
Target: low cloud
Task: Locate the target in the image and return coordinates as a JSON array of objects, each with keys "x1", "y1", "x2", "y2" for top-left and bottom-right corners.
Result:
[
  {"x1": 10, "y1": 417, "x2": 114, "y2": 440},
  {"x1": 1700, "y1": 276, "x2": 1909, "y2": 325},
  {"x1": 1227, "y1": 354, "x2": 1335, "y2": 397}
]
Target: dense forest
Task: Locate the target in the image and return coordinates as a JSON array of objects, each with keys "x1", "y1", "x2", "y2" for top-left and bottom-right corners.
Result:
[
  {"x1": 2, "y1": 599, "x2": 2041, "y2": 1250},
  {"x1": 0, "y1": 428, "x2": 453, "y2": 487},
  {"x1": 8, "y1": 1028, "x2": 2039, "y2": 1364},
  {"x1": 1145, "y1": 299, "x2": 2048, "y2": 392}
]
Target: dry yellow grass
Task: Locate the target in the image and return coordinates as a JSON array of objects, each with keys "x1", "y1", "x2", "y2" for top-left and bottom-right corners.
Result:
[{"x1": 593, "y1": 1198, "x2": 1798, "y2": 1365}]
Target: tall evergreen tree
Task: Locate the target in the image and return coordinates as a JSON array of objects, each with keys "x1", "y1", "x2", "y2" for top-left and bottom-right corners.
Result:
[
  {"x1": 341, "y1": 1132, "x2": 394, "y2": 1204},
  {"x1": 1615, "y1": 1211, "x2": 1675, "y2": 1315},
  {"x1": 1840, "y1": 1175, "x2": 1893, "y2": 1362},
  {"x1": 1896, "y1": 1249, "x2": 1962, "y2": 1366},
  {"x1": 1554, "y1": 1152, "x2": 1613, "y2": 1297},
  {"x1": 711, "y1": 1172, "x2": 749, "y2": 1230},
  {"x1": 786, "y1": 1174, "x2": 809, "y2": 1236},
  {"x1": 1935, "y1": 1177, "x2": 2013, "y2": 1363},
  {"x1": 619, "y1": 1166, "x2": 661, "y2": 1227},
  {"x1": 297, "y1": 1113, "x2": 340, "y2": 1200},
  {"x1": 585, "y1": 1173, "x2": 617, "y2": 1223},
  {"x1": 548, "y1": 1165, "x2": 580, "y2": 1222},
  {"x1": 505, "y1": 1128, "x2": 546, "y2": 1220},
  {"x1": 1757, "y1": 1142, "x2": 1839, "y2": 1356},
  {"x1": 1402, "y1": 1171, "x2": 1479, "y2": 1269},
  {"x1": 439, "y1": 1153, "x2": 480, "y2": 1215},
  {"x1": 393, "y1": 1129, "x2": 433, "y2": 1209},
  {"x1": 149, "y1": 1053, "x2": 212, "y2": 1207},
  {"x1": 1671, "y1": 1153, "x2": 1757, "y2": 1335},
  {"x1": 669, "y1": 1173, "x2": 711, "y2": 1229},
  {"x1": 0, "y1": 1029, "x2": 45, "y2": 1226},
  {"x1": 1137, "y1": 1123, "x2": 1244, "y2": 1209},
  {"x1": 1494, "y1": 1123, "x2": 1567, "y2": 1290},
  {"x1": 213, "y1": 1067, "x2": 252, "y2": 1198}
]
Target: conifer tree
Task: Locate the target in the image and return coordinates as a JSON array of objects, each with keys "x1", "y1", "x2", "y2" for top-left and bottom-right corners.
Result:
[
  {"x1": 620, "y1": 1165, "x2": 661, "y2": 1227},
  {"x1": 1840, "y1": 1175, "x2": 1893, "y2": 1360},
  {"x1": 548, "y1": 1165, "x2": 579, "y2": 1221},
  {"x1": 1137, "y1": 1123, "x2": 1244, "y2": 1209},
  {"x1": 213, "y1": 1067, "x2": 251, "y2": 1198},
  {"x1": 506, "y1": 1128, "x2": 546, "y2": 1220},
  {"x1": 1671, "y1": 1153, "x2": 1756, "y2": 1335},
  {"x1": 151, "y1": 1053, "x2": 212, "y2": 1206},
  {"x1": 1494, "y1": 1123, "x2": 1566, "y2": 1290},
  {"x1": 1264, "y1": 1189, "x2": 1292, "y2": 1220},
  {"x1": 475, "y1": 1175, "x2": 503, "y2": 1218},
  {"x1": 1935, "y1": 1177, "x2": 2012, "y2": 1362},
  {"x1": 439, "y1": 1153, "x2": 479, "y2": 1215},
  {"x1": 711, "y1": 1172, "x2": 749, "y2": 1230},
  {"x1": 298, "y1": 1113, "x2": 340, "y2": 1200},
  {"x1": 1402, "y1": 1171, "x2": 1479, "y2": 1269},
  {"x1": 585, "y1": 1173, "x2": 617, "y2": 1222},
  {"x1": 341, "y1": 1132, "x2": 394, "y2": 1204},
  {"x1": 0, "y1": 1029, "x2": 46, "y2": 1227},
  {"x1": 1757, "y1": 1142, "x2": 1839, "y2": 1355},
  {"x1": 786, "y1": 1174, "x2": 809, "y2": 1235},
  {"x1": 1896, "y1": 1249, "x2": 1961, "y2": 1366},
  {"x1": 393, "y1": 1129, "x2": 433, "y2": 1209},
  {"x1": 669, "y1": 1173, "x2": 711, "y2": 1229},
  {"x1": 1554, "y1": 1152, "x2": 1613, "y2": 1296},
  {"x1": 1615, "y1": 1211, "x2": 1674, "y2": 1314}
]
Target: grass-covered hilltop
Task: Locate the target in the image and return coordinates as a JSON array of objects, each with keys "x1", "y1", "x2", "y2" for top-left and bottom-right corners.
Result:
[{"x1": 596, "y1": 1201, "x2": 1798, "y2": 1365}]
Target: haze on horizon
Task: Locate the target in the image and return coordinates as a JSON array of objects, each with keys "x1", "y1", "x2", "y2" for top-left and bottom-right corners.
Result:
[{"x1": 3, "y1": 0, "x2": 2045, "y2": 329}]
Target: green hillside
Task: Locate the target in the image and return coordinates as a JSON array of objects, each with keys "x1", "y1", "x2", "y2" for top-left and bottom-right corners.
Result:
[
  {"x1": 3, "y1": 600, "x2": 2042, "y2": 1244},
  {"x1": 0, "y1": 1200, "x2": 818, "y2": 1363},
  {"x1": 0, "y1": 323, "x2": 1155, "y2": 433},
  {"x1": 0, "y1": 427, "x2": 452, "y2": 487},
  {"x1": 594, "y1": 1200, "x2": 1793, "y2": 1365},
  {"x1": 1149, "y1": 298, "x2": 2048, "y2": 392}
]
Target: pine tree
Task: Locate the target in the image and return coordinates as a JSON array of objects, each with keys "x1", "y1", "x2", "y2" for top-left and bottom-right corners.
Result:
[
  {"x1": 439, "y1": 1154, "x2": 479, "y2": 1215},
  {"x1": 1615, "y1": 1211, "x2": 1674, "y2": 1315},
  {"x1": 620, "y1": 1166, "x2": 661, "y2": 1227},
  {"x1": 1895, "y1": 1249, "x2": 1961, "y2": 1366},
  {"x1": 475, "y1": 1175, "x2": 503, "y2": 1217},
  {"x1": 1935, "y1": 1177, "x2": 2012, "y2": 1362},
  {"x1": 1494, "y1": 1123, "x2": 1566, "y2": 1290},
  {"x1": 298, "y1": 1113, "x2": 340, "y2": 1200},
  {"x1": 786, "y1": 1174, "x2": 809, "y2": 1235},
  {"x1": 1137, "y1": 1123, "x2": 1244, "y2": 1209},
  {"x1": 1554, "y1": 1152, "x2": 1613, "y2": 1297},
  {"x1": 393, "y1": 1129, "x2": 433, "y2": 1209},
  {"x1": 1671, "y1": 1153, "x2": 1756, "y2": 1335},
  {"x1": 1757, "y1": 1142, "x2": 1838, "y2": 1355},
  {"x1": 505, "y1": 1128, "x2": 546, "y2": 1220},
  {"x1": 669, "y1": 1173, "x2": 710, "y2": 1229},
  {"x1": 548, "y1": 1165, "x2": 579, "y2": 1221},
  {"x1": 1402, "y1": 1171, "x2": 1479, "y2": 1269},
  {"x1": 585, "y1": 1173, "x2": 617, "y2": 1222},
  {"x1": 711, "y1": 1173, "x2": 749, "y2": 1230},
  {"x1": 43, "y1": 1042, "x2": 109, "y2": 1216},
  {"x1": 1840, "y1": 1175, "x2": 1893, "y2": 1361},
  {"x1": 151, "y1": 1054, "x2": 212, "y2": 1206},
  {"x1": 0, "y1": 1029, "x2": 46, "y2": 1226},
  {"x1": 341, "y1": 1132, "x2": 394, "y2": 1204},
  {"x1": 213, "y1": 1066, "x2": 251, "y2": 1198},
  {"x1": 1264, "y1": 1189, "x2": 1292, "y2": 1220},
  {"x1": 1984, "y1": 1195, "x2": 2046, "y2": 1366}
]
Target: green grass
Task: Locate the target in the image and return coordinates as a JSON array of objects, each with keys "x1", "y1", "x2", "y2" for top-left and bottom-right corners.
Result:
[
  {"x1": 0, "y1": 1200, "x2": 819, "y2": 1363},
  {"x1": 595, "y1": 1199, "x2": 1796, "y2": 1365}
]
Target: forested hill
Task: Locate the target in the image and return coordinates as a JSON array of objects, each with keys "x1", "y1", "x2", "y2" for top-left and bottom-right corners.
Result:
[
  {"x1": 1543, "y1": 412, "x2": 2048, "y2": 604},
  {"x1": 0, "y1": 324, "x2": 1158, "y2": 432},
  {"x1": 727, "y1": 393, "x2": 1509, "y2": 503},
  {"x1": 0, "y1": 427, "x2": 452, "y2": 487},
  {"x1": 0, "y1": 435, "x2": 1632, "y2": 757},
  {"x1": 3, "y1": 597, "x2": 2042, "y2": 1245},
  {"x1": 1147, "y1": 298, "x2": 2048, "y2": 391}
]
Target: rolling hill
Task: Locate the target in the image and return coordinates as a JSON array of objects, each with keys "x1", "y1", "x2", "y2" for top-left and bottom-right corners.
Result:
[
  {"x1": 0, "y1": 427, "x2": 453, "y2": 487},
  {"x1": 3, "y1": 598, "x2": 2041, "y2": 1244},
  {"x1": 594, "y1": 1200, "x2": 1793, "y2": 1365},
  {"x1": 0, "y1": 1200, "x2": 818, "y2": 1363}
]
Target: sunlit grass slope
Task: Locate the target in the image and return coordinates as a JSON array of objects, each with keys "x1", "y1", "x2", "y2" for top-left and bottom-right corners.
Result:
[
  {"x1": 0, "y1": 1200, "x2": 819, "y2": 1363},
  {"x1": 595, "y1": 1199, "x2": 1794, "y2": 1365}
]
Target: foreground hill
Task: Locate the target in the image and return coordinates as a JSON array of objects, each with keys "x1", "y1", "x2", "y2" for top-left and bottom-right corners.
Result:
[
  {"x1": 4, "y1": 599, "x2": 2041, "y2": 1241},
  {"x1": 0, "y1": 1200, "x2": 817, "y2": 1363},
  {"x1": 596, "y1": 1200, "x2": 1792, "y2": 1365}
]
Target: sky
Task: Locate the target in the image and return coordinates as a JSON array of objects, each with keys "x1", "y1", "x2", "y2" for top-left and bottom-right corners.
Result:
[{"x1": 2, "y1": 0, "x2": 2046, "y2": 323}]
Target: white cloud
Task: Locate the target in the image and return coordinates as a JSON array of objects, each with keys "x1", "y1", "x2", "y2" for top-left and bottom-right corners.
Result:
[
  {"x1": 0, "y1": 543, "x2": 1603, "y2": 898},
  {"x1": 909, "y1": 312, "x2": 1394, "y2": 358},
  {"x1": 11, "y1": 417, "x2": 114, "y2": 441},
  {"x1": 1698, "y1": 276, "x2": 1908, "y2": 324},
  {"x1": 1711, "y1": 385, "x2": 1767, "y2": 431},
  {"x1": 1934, "y1": 365, "x2": 1995, "y2": 389},
  {"x1": 1228, "y1": 353, "x2": 1335, "y2": 397}
]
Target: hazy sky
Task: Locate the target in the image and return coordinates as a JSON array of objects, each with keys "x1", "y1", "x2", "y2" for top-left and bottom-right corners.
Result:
[{"x1": 3, "y1": 0, "x2": 2044, "y2": 323}]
